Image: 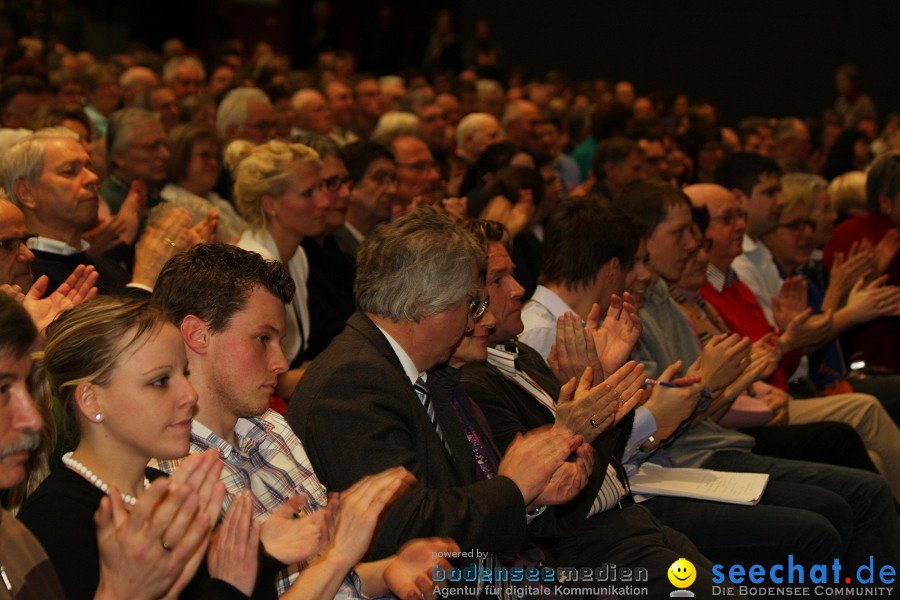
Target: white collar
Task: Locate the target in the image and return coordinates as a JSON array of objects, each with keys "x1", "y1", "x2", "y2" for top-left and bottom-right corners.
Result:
[
  {"x1": 706, "y1": 263, "x2": 737, "y2": 293},
  {"x1": 374, "y1": 322, "x2": 425, "y2": 386},
  {"x1": 487, "y1": 341, "x2": 519, "y2": 377},
  {"x1": 344, "y1": 222, "x2": 365, "y2": 243},
  {"x1": 528, "y1": 285, "x2": 574, "y2": 319},
  {"x1": 27, "y1": 235, "x2": 89, "y2": 255}
]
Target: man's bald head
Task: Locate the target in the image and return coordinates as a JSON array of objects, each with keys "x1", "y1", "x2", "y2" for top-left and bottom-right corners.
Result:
[
  {"x1": 684, "y1": 183, "x2": 747, "y2": 272},
  {"x1": 684, "y1": 183, "x2": 731, "y2": 210}
]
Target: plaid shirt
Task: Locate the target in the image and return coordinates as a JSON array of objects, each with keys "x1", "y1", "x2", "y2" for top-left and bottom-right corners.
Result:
[{"x1": 155, "y1": 410, "x2": 363, "y2": 598}]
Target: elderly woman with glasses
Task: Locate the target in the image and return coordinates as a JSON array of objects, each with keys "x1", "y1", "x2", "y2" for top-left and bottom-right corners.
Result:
[
  {"x1": 292, "y1": 133, "x2": 357, "y2": 360},
  {"x1": 227, "y1": 139, "x2": 329, "y2": 397},
  {"x1": 160, "y1": 123, "x2": 248, "y2": 244}
]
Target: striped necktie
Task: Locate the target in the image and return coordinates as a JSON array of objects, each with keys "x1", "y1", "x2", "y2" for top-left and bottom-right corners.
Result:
[{"x1": 414, "y1": 376, "x2": 452, "y2": 457}]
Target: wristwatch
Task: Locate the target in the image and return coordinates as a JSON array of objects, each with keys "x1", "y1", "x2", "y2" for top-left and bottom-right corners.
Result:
[{"x1": 639, "y1": 434, "x2": 660, "y2": 453}]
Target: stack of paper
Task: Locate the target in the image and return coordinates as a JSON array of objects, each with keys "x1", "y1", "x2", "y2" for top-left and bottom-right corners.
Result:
[{"x1": 629, "y1": 463, "x2": 769, "y2": 505}]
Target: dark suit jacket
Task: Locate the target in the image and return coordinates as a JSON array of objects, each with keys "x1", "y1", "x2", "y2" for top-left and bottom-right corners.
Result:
[
  {"x1": 301, "y1": 234, "x2": 356, "y2": 360},
  {"x1": 286, "y1": 312, "x2": 527, "y2": 560},
  {"x1": 459, "y1": 342, "x2": 634, "y2": 536},
  {"x1": 332, "y1": 225, "x2": 360, "y2": 269}
]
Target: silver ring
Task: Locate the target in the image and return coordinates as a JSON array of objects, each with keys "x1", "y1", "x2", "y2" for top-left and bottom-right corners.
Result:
[{"x1": 589, "y1": 416, "x2": 600, "y2": 428}]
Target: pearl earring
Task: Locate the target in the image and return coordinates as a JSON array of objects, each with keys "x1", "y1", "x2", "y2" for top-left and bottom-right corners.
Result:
[{"x1": 94, "y1": 413, "x2": 102, "y2": 422}]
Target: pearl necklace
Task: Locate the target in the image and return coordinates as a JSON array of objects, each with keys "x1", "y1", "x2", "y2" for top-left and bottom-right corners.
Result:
[{"x1": 62, "y1": 452, "x2": 149, "y2": 507}]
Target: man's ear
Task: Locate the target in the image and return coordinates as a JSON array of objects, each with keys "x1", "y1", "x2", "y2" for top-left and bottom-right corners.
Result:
[
  {"x1": 180, "y1": 315, "x2": 210, "y2": 354},
  {"x1": 879, "y1": 193, "x2": 893, "y2": 215},
  {"x1": 598, "y1": 256, "x2": 621, "y2": 287},
  {"x1": 14, "y1": 179, "x2": 36, "y2": 209}
]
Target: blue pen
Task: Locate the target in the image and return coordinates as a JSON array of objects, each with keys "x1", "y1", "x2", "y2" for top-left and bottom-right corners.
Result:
[{"x1": 643, "y1": 378, "x2": 686, "y2": 388}]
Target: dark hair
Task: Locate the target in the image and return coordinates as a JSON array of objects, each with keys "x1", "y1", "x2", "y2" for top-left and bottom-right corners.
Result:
[
  {"x1": 340, "y1": 140, "x2": 394, "y2": 184},
  {"x1": 80, "y1": 62, "x2": 119, "y2": 93},
  {"x1": 0, "y1": 75, "x2": 47, "y2": 111},
  {"x1": 28, "y1": 104, "x2": 92, "y2": 138},
  {"x1": 464, "y1": 218, "x2": 510, "y2": 250},
  {"x1": 589, "y1": 102, "x2": 632, "y2": 140},
  {"x1": 470, "y1": 165, "x2": 544, "y2": 221},
  {"x1": 166, "y1": 122, "x2": 219, "y2": 183},
  {"x1": 692, "y1": 203, "x2": 711, "y2": 234},
  {"x1": 292, "y1": 132, "x2": 340, "y2": 160},
  {"x1": 736, "y1": 116, "x2": 772, "y2": 146},
  {"x1": 714, "y1": 151, "x2": 782, "y2": 196},
  {"x1": 0, "y1": 293, "x2": 36, "y2": 359},
  {"x1": 152, "y1": 243, "x2": 295, "y2": 331},
  {"x1": 823, "y1": 129, "x2": 870, "y2": 183},
  {"x1": 591, "y1": 137, "x2": 638, "y2": 181},
  {"x1": 459, "y1": 141, "x2": 528, "y2": 196},
  {"x1": 540, "y1": 196, "x2": 642, "y2": 288},
  {"x1": 865, "y1": 152, "x2": 900, "y2": 213},
  {"x1": 620, "y1": 179, "x2": 691, "y2": 236}
]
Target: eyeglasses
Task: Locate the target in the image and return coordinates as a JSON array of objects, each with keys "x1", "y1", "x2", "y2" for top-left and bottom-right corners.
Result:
[
  {"x1": 395, "y1": 161, "x2": 437, "y2": 173},
  {"x1": 0, "y1": 234, "x2": 35, "y2": 253},
  {"x1": 685, "y1": 237, "x2": 712, "y2": 259},
  {"x1": 367, "y1": 170, "x2": 397, "y2": 186},
  {"x1": 133, "y1": 140, "x2": 167, "y2": 154},
  {"x1": 191, "y1": 150, "x2": 219, "y2": 162},
  {"x1": 320, "y1": 175, "x2": 353, "y2": 192},
  {"x1": 710, "y1": 209, "x2": 747, "y2": 226},
  {"x1": 778, "y1": 218, "x2": 816, "y2": 232},
  {"x1": 245, "y1": 120, "x2": 276, "y2": 132},
  {"x1": 468, "y1": 295, "x2": 489, "y2": 319}
]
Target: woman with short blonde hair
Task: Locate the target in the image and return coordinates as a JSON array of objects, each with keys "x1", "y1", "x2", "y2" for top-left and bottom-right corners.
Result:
[{"x1": 228, "y1": 140, "x2": 327, "y2": 394}]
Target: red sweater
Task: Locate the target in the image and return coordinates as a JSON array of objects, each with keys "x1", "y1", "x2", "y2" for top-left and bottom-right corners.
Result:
[
  {"x1": 823, "y1": 212, "x2": 900, "y2": 370},
  {"x1": 700, "y1": 278, "x2": 799, "y2": 389}
]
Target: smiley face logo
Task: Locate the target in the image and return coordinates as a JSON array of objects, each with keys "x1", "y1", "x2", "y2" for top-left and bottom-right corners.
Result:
[{"x1": 668, "y1": 558, "x2": 696, "y2": 588}]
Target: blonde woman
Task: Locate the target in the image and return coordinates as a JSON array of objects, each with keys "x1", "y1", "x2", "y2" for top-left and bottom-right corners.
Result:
[
  {"x1": 227, "y1": 140, "x2": 328, "y2": 396},
  {"x1": 16, "y1": 297, "x2": 249, "y2": 599}
]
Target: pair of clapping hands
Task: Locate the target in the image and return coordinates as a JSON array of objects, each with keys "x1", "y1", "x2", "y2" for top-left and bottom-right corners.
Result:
[
  {"x1": 487, "y1": 296, "x2": 647, "y2": 511},
  {"x1": 1, "y1": 264, "x2": 98, "y2": 342},
  {"x1": 224, "y1": 466, "x2": 456, "y2": 600},
  {"x1": 93, "y1": 451, "x2": 455, "y2": 600},
  {"x1": 545, "y1": 294, "x2": 649, "y2": 440}
]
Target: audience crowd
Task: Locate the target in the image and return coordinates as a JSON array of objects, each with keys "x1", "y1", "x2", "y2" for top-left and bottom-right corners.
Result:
[{"x1": 0, "y1": 15, "x2": 899, "y2": 600}]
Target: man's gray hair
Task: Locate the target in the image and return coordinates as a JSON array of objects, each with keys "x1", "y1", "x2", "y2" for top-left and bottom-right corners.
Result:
[
  {"x1": 162, "y1": 56, "x2": 206, "y2": 84},
  {"x1": 378, "y1": 75, "x2": 405, "y2": 89},
  {"x1": 456, "y1": 112, "x2": 497, "y2": 148},
  {"x1": 866, "y1": 151, "x2": 900, "y2": 212},
  {"x1": 501, "y1": 99, "x2": 535, "y2": 130},
  {"x1": 217, "y1": 87, "x2": 272, "y2": 139},
  {"x1": 355, "y1": 205, "x2": 485, "y2": 322},
  {"x1": 476, "y1": 79, "x2": 502, "y2": 101},
  {"x1": 398, "y1": 90, "x2": 436, "y2": 114},
  {"x1": 1, "y1": 127, "x2": 78, "y2": 205},
  {"x1": 370, "y1": 111, "x2": 420, "y2": 146},
  {"x1": 107, "y1": 108, "x2": 161, "y2": 156}
]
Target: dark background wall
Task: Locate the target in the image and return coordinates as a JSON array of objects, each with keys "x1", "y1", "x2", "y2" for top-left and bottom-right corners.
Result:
[
  {"x1": 457, "y1": 0, "x2": 900, "y2": 124},
  {"x1": 75, "y1": 0, "x2": 900, "y2": 125}
]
